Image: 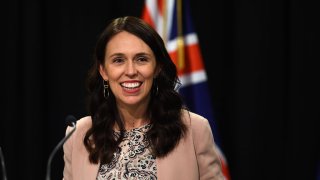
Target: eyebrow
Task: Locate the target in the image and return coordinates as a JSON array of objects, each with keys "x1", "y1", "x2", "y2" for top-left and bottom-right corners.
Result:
[
  {"x1": 108, "y1": 53, "x2": 124, "y2": 59},
  {"x1": 108, "y1": 52, "x2": 152, "y2": 58},
  {"x1": 134, "y1": 52, "x2": 152, "y2": 57}
]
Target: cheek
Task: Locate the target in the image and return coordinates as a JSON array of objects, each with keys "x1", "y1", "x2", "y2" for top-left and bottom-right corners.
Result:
[
  {"x1": 108, "y1": 81, "x2": 119, "y2": 94},
  {"x1": 144, "y1": 70, "x2": 156, "y2": 87},
  {"x1": 105, "y1": 67, "x2": 122, "y2": 80},
  {"x1": 144, "y1": 65, "x2": 157, "y2": 78},
  {"x1": 106, "y1": 71, "x2": 121, "y2": 90}
]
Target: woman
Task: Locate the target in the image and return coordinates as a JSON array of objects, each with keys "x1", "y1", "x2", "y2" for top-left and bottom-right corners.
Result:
[{"x1": 63, "y1": 16, "x2": 224, "y2": 180}]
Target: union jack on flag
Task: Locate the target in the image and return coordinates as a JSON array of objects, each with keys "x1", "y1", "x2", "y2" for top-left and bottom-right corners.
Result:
[{"x1": 142, "y1": 0, "x2": 231, "y2": 179}]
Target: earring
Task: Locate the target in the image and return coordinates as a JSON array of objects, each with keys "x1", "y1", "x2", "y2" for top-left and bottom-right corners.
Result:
[
  {"x1": 156, "y1": 84, "x2": 158, "y2": 96},
  {"x1": 103, "y1": 80, "x2": 109, "y2": 99}
]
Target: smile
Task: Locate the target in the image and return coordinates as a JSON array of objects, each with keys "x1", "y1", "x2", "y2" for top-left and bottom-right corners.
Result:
[{"x1": 120, "y1": 82, "x2": 142, "y2": 89}]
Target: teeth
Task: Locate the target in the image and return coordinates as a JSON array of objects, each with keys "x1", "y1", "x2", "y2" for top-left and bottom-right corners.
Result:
[{"x1": 121, "y1": 82, "x2": 141, "y2": 89}]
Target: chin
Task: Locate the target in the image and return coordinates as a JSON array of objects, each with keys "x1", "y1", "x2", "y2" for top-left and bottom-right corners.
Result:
[
  {"x1": 120, "y1": 97, "x2": 141, "y2": 104},
  {"x1": 119, "y1": 96, "x2": 150, "y2": 106}
]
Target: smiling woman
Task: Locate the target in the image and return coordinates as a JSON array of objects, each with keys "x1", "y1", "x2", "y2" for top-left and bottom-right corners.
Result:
[{"x1": 62, "y1": 16, "x2": 224, "y2": 180}]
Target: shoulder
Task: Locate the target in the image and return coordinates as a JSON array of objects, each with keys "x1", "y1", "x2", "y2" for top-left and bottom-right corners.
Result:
[
  {"x1": 181, "y1": 109, "x2": 211, "y2": 130},
  {"x1": 65, "y1": 116, "x2": 92, "y2": 144},
  {"x1": 181, "y1": 109, "x2": 214, "y2": 143},
  {"x1": 73, "y1": 116, "x2": 92, "y2": 138},
  {"x1": 63, "y1": 116, "x2": 94, "y2": 179},
  {"x1": 75, "y1": 116, "x2": 92, "y2": 131},
  {"x1": 181, "y1": 110, "x2": 224, "y2": 179},
  {"x1": 64, "y1": 116, "x2": 92, "y2": 154}
]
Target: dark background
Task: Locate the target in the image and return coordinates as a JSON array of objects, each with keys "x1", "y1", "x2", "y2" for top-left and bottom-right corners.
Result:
[{"x1": 1, "y1": 0, "x2": 319, "y2": 179}]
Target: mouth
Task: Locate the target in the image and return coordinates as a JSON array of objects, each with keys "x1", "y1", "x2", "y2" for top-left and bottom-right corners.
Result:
[{"x1": 120, "y1": 82, "x2": 142, "y2": 89}]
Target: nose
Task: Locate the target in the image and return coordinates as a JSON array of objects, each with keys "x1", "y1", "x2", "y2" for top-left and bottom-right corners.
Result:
[{"x1": 125, "y1": 61, "x2": 137, "y2": 76}]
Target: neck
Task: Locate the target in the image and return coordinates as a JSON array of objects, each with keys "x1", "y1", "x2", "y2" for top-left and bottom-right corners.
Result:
[
  {"x1": 116, "y1": 103, "x2": 149, "y2": 131},
  {"x1": 127, "y1": 118, "x2": 148, "y2": 130}
]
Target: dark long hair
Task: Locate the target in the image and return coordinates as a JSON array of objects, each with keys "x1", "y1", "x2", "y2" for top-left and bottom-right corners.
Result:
[{"x1": 84, "y1": 16, "x2": 187, "y2": 164}]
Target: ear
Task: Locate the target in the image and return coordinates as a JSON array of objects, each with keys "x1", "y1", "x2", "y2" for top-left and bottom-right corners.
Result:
[{"x1": 99, "y1": 64, "x2": 108, "y2": 81}]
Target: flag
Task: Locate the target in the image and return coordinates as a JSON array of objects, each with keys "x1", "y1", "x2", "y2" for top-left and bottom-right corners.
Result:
[{"x1": 142, "y1": 0, "x2": 231, "y2": 179}]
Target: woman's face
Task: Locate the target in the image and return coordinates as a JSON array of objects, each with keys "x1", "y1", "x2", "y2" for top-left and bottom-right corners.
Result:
[{"x1": 99, "y1": 31, "x2": 158, "y2": 108}]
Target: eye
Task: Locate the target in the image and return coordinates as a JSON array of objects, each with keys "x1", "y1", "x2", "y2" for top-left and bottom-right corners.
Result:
[
  {"x1": 112, "y1": 57, "x2": 124, "y2": 64},
  {"x1": 136, "y1": 56, "x2": 148, "y2": 63}
]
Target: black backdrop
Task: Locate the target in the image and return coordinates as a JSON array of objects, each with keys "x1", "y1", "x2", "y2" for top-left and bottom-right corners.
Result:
[{"x1": 1, "y1": 0, "x2": 319, "y2": 179}]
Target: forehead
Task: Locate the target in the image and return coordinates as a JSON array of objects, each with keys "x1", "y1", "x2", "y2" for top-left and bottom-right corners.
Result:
[{"x1": 105, "y1": 31, "x2": 153, "y2": 55}]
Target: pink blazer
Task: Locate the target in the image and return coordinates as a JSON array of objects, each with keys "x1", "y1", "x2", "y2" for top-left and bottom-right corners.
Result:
[{"x1": 63, "y1": 110, "x2": 225, "y2": 180}]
